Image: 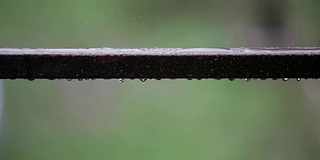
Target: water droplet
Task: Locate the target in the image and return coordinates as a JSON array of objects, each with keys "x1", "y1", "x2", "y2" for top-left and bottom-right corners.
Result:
[
  {"x1": 140, "y1": 78, "x2": 147, "y2": 82},
  {"x1": 187, "y1": 74, "x2": 193, "y2": 80},
  {"x1": 244, "y1": 78, "x2": 250, "y2": 82},
  {"x1": 28, "y1": 78, "x2": 35, "y2": 81},
  {"x1": 67, "y1": 79, "x2": 72, "y2": 81},
  {"x1": 119, "y1": 78, "x2": 124, "y2": 83},
  {"x1": 228, "y1": 78, "x2": 235, "y2": 81},
  {"x1": 78, "y1": 78, "x2": 83, "y2": 81},
  {"x1": 296, "y1": 78, "x2": 301, "y2": 81},
  {"x1": 282, "y1": 78, "x2": 289, "y2": 81}
]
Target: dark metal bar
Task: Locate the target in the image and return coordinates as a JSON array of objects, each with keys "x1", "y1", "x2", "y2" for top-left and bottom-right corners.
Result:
[{"x1": 0, "y1": 47, "x2": 320, "y2": 79}]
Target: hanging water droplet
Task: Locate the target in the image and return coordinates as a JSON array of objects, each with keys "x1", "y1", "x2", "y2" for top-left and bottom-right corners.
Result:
[
  {"x1": 282, "y1": 78, "x2": 289, "y2": 81},
  {"x1": 140, "y1": 78, "x2": 147, "y2": 82},
  {"x1": 244, "y1": 78, "x2": 250, "y2": 82},
  {"x1": 28, "y1": 78, "x2": 35, "y2": 81},
  {"x1": 78, "y1": 78, "x2": 83, "y2": 81},
  {"x1": 187, "y1": 74, "x2": 193, "y2": 80},
  {"x1": 296, "y1": 78, "x2": 301, "y2": 81},
  {"x1": 119, "y1": 78, "x2": 124, "y2": 83},
  {"x1": 228, "y1": 78, "x2": 235, "y2": 81},
  {"x1": 66, "y1": 79, "x2": 72, "y2": 81}
]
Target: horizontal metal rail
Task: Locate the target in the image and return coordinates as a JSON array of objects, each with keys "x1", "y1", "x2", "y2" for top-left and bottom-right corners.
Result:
[{"x1": 0, "y1": 47, "x2": 320, "y2": 80}]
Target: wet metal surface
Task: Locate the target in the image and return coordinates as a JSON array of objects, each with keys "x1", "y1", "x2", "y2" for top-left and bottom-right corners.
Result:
[{"x1": 0, "y1": 47, "x2": 320, "y2": 79}]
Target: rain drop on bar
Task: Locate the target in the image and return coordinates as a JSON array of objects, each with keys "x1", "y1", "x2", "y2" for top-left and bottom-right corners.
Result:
[{"x1": 0, "y1": 47, "x2": 320, "y2": 79}]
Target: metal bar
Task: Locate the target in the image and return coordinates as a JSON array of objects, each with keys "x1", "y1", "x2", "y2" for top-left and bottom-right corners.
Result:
[{"x1": 0, "y1": 47, "x2": 320, "y2": 79}]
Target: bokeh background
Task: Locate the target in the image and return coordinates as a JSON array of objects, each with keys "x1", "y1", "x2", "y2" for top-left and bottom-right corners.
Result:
[{"x1": 1, "y1": 0, "x2": 320, "y2": 159}]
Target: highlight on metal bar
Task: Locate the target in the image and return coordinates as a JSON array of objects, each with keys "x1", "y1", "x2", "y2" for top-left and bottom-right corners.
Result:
[{"x1": 0, "y1": 47, "x2": 320, "y2": 80}]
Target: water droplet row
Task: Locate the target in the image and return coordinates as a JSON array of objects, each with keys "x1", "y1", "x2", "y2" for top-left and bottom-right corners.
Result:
[{"x1": 20, "y1": 78, "x2": 305, "y2": 82}]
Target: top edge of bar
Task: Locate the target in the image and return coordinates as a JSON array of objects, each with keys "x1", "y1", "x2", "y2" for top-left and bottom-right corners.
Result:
[{"x1": 0, "y1": 47, "x2": 320, "y2": 56}]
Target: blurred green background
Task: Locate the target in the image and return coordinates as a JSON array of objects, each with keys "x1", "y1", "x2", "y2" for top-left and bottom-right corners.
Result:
[{"x1": 1, "y1": 0, "x2": 320, "y2": 159}]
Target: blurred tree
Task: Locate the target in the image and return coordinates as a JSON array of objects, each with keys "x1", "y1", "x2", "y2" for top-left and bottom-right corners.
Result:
[{"x1": 254, "y1": 0, "x2": 288, "y2": 46}]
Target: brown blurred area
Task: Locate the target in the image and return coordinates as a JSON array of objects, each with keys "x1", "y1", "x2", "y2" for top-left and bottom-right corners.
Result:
[{"x1": 253, "y1": 1, "x2": 320, "y2": 158}]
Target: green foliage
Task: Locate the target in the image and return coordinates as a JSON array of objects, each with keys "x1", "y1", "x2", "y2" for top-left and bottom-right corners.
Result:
[{"x1": 1, "y1": 0, "x2": 320, "y2": 159}]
